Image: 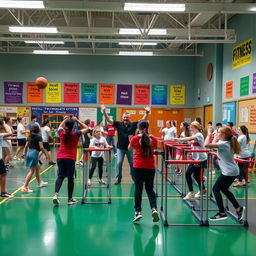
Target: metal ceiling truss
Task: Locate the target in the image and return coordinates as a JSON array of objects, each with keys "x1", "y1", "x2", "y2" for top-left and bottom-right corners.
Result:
[{"x1": 0, "y1": 1, "x2": 254, "y2": 56}]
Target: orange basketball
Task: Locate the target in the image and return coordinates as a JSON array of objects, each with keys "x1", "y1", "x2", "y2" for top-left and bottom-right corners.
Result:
[{"x1": 35, "y1": 77, "x2": 48, "y2": 89}]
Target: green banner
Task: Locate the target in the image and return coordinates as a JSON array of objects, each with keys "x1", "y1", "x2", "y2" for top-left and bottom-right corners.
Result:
[
  {"x1": 97, "y1": 108, "x2": 116, "y2": 125},
  {"x1": 240, "y1": 76, "x2": 249, "y2": 96}
]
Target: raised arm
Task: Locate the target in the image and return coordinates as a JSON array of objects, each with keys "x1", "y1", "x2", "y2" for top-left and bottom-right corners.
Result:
[
  {"x1": 141, "y1": 105, "x2": 151, "y2": 120},
  {"x1": 101, "y1": 104, "x2": 114, "y2": 124},
  {"x1": 204, "y1": 127, "x2": 219, "y2": 149}
]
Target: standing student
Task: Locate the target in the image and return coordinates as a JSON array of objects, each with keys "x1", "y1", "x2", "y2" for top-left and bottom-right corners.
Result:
[
  {"x1": 101, "y1": 104, "x2": 150, "y2": 185},
  {"x1": 87, "y1": 127, "x2": 112, "y2": 186},
  {"x1": 53, "y1": 117, "x2": 88, "y2": 205},
  {"x1": 105, "y1": 123, "x2": 117, "y2": 156},
  {"x1": 128, "y1": 120, "x2": 159, "y2": 223},
  {"x1": 204, "y1": 126, "x2": 245, "y2": 221},
  {"x1": 22, "y1": 125, "x2": 49, "y2": 193},
  {"x1": 175, "y1": 121, "x2": 207, "y2": 200},
  {"x1": 40, "y1": 119, "x2": 56, "y2": 165},
  {"x1": 233, "y1": 125, "x2": 250, "y2": 187},
  {"x1": 0, "y1": 120, "x2": 14, "y2": 198},
  {"x1": 160, "y1": 120, "x2": 177, "y2": 141},
  {"x1": 13, "y1": 117, "x2": 26, "y2": 160}
]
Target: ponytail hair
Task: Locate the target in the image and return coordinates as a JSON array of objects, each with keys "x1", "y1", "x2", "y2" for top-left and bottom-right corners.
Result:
[
  {"x1": 220, "y1": 126, "x2": 241, "y2": 155},
  {"x1": 138, "y1": 120, "x2": 152, "y2": 158},
  {"x1": 64, "y1": 119, "x2": 74, "y2": 144},
  {"x1": 239, "y1": 125, "x2": 250, "y2": 143},
  {"x1": 182, "y1": 122, "x2": 190, "y2": 137}
]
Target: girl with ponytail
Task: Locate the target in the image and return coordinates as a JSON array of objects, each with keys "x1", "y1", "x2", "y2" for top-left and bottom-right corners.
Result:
[
  {"x1": 53, "y1": 116, "x2": 88, "y2": 206},
  {"x1": 128, "y1": 120, "x2": 159, "y2": 223},
  {"x1": 205, "y1": 126, "x2": 245, "y2": 221}
]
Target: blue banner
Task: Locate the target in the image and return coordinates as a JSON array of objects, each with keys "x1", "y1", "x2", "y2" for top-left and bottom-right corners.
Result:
[
  {"x1": 151, "y1": 84, "x2": 167, "y2": 105},
  {"x1": 222, "y1": 102, "x2": 236, "y2": 125}
]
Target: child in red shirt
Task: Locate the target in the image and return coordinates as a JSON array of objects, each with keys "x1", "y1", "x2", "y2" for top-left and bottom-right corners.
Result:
[{"x1": 128, "y1": 120, "x2": 159, "y2": 223}]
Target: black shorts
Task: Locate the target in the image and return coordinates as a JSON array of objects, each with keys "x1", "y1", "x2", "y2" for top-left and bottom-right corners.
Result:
[
  {"x1": 18, "y1": 138, "x2": 26, "y2": 146},
  {"x1": 57, "y1": 158, "x2": 75, "y2": 179},
  {"x1": 43, "y1": 142, "x2": 51, "y2": 152},
  {"x1": 0, "y1": 159, "x2": 7, "y2": 175}
]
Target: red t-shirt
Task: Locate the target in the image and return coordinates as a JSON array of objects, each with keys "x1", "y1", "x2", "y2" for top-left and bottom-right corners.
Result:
[
  {"x1": 57, "y1": 129, "x2": 81, "y2": 160},
  {"x1": 130, "y1": 135, "x2": 158, "y2": 169},
  {"x1": 105, "y1": 124, "x2": 117, "y2": 136}
]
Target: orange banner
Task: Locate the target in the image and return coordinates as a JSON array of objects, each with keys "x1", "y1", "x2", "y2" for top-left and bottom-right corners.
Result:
[
  {"x1": 99, "y1": 83, "x2": 115, "y2": 104},
  {"x1": 226, "y1": 81, "x2": 233, "y2": 98},
  {"x1": 134, "y1": 84, "x2": 150, "y2": 105},
  {"x1": 27, "y1": 82, "x2": 43, "y2": 103}
]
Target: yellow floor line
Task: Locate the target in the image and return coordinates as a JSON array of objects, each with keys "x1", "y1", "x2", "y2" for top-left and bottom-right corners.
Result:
[{"x1": 0, "y1": 165, "x2": 53, "y2": 205}]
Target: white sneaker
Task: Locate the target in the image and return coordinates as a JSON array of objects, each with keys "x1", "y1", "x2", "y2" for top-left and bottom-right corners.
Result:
[
  {"x1": 53, "y1": 194, "x2": 59, "y2": 205},
  {"x1": 152, "y1": 208, "x2": 160, "y2": 222},
  {"x1": 21, "y1": 187, "x2": 33, "y2": 193},
  {"x1": 13, "y1": 156, "x2": 17, "y2": 160},
  {"x1": 194, "y1": 189, "x2": 206, "y2": 199},
  {"x1": 38, "y1": 181, "x2": 48, "y2": 187},
  {"x1": 183, "y1": 192, "x2": 195, "y2": 200},
  {"x1": 67, "y1": 198, "x2": 77, "y2": 205},
  {"x1": 133, "y1": 212, "x2": 143, "y2": 222}
]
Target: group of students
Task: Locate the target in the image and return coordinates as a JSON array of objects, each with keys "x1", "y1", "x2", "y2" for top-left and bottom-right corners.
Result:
[{"x1": 0, "y1": 110, "x2": 251, "y2": 224}]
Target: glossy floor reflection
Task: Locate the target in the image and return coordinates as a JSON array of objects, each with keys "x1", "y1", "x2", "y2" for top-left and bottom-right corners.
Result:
[{"x1": 1, "y1": 158, "x2": 256, "y2": 256}]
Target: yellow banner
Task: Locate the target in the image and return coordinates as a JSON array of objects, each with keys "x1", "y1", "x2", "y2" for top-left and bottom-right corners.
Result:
[
  {"x1": 170, "y1": 85, "x2": 185, "y2": 105},
  {"x1": 46, "y1": 83, "x2": 62, "y2": 103},
  {"x1": 232, "y1": 38, "x2": 252, "y2": 69}
]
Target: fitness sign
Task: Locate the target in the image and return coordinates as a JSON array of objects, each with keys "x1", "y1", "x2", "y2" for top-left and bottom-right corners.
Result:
[{"x1": 232, "y1": 38, "x2": 252, "y2": 69}]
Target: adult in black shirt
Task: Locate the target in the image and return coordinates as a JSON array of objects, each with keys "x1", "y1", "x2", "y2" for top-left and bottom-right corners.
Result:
[{"x1": 101, "y1": 104, "x2": 151, "y2": 184}]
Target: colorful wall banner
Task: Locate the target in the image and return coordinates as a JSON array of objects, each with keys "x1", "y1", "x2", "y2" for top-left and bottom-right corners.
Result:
[
  {"x1": 151, "y1": 85, "x2": 167, "y2": 105},
  {"x1": 81, "y1": 83, "x2": 97, "y2": 103},
  {"x1": 27, "y1": 82, "x2": 43, "y2": 103},
  {"x1": 222, "y1": 102, "x2": 236, "y2": 125},
  {"x1": 170, "y1": 85, "x2": 185, "y2": 105},
  {"x1": 31, "y1": 107, "x2": 78, "y2": 124},
  {"x1": 116, "y1": 84, "x2": 132, "y2": 105},
  {"x1": 134, "y1": 84, "x2": 150, "y2": 105},
  {"x1": 225, "y1": 81, "x2": 233, "y2": 98},
  {"x1": 240, "y1": 76, "x2": 249, "y2": 96},
  {"x1": 232, "y1": 38, "x2": 252, "y2": 69},
  {"x1": 46, "y1": 83, "x2": 62, "y2": 103},
  {"x1": 4, "y1": 81, "x2": 23, "y2": 104},
  {"x1": 99, "y1": 83, "x2": 115, "y2": 104},
  {"x1": 252, "y1": 73, "x2": 256, "y2": 94},
  {"x1": 79, "y1": 108, "x2": 97, "y2": 127},
  {"x1": 64, "y1": 83, "x2": 79, "y2": 103}
]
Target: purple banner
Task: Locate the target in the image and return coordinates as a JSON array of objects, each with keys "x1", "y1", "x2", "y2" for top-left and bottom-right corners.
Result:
[
  {"x1": 4, "y1": 82, "x2": 23, "y2": 104},
  {"x1": 253, "y1": 73, "x2": 256, "y2": 93},
  {"x1": 116, "y1": 84, "x2": 132, "y2": 105}
]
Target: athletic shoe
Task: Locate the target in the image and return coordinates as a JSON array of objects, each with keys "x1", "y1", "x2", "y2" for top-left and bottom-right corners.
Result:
[
  {"x1": 67, "y1": 198, "x2": 77, "y2": 205},
  {"x1": 87, "y1": 179, "x2": 92, "y2": 186},
  {"x1": 79, "y1": 161, "x2": 84, "y2": 166},
  {"x1": 237, "y1": 206, "x2": 245, "y2": 221},
  {"x1": 39, "y1": 160, "x2": 43, "y2": 165},
  {"x1": 233, "y1": 181, "x2": 243, "y2": 187},
  {"x1": 194, "y1": 189, "x2": 206, "y2": 199},
  {"x1": 38, "y1": 181, "x2": 48, "y2": 187},
  {"x1": 53, "y1": 194, "x2": 59, "y2": 205},
  {"x1": 114, "y1": 179, "x2": 121, "y2": 185},
  {"x1": 152, "y1": 208, "x2": 160, "y2": 222},
  {"x1": 21, "y1": 187, "x2": 33, "y2": 193},
  {"x1": 114, "y1": 153, "x2": 117, "y2": 157},
  {"x1": 209, "y1": 212, "x2": 228, "y2": 221},
  {"x1": 0, "y1": 192, "x2": 14, "y2": 198},
  {"x1": 13, "y1": 156, "x2": 17, "y2": 160},
  {"x1": 99, "y1": 179, "x2": 107, "y2": 185},
  {"x1": 133, "y1": 212, "x2": 143, "y2": 223},
  {"x1": 183, "y1": 192, "x2": 195, "y2": 200},
  {"x1": 48, "y1": 161, "x2": 56, "y2": 165}
]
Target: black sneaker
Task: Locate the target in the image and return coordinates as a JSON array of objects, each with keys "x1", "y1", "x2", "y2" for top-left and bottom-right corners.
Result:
[
  {"x1": 48, "y1": 161, "x2": 56, "y2": 165},
  {"x1": 209, "y1": 212, "x2": 228, "y2": 221},
  {"x1": 39, "y1": 160, "x2": 43, "y2": 165},
  {"x1": 133, "y1": 212, "x2": 142, "y2": 223},
  {"x1": 1, "y1": 192, "x2": 14, "y2": 199},
  {"x1": 152, "y1": 208, "x2": 160, "y2": 222},
  {"x1": 237, "y1": 206, "x2": 245, "y2": 221}
]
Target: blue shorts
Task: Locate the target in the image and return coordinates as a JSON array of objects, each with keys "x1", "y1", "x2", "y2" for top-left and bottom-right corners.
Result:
[{"x1": 26, "y1": 149, "x2": 39, "y2": 167}]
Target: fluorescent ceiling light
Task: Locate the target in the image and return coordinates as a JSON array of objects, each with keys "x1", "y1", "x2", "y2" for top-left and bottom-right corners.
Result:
[
  {"x1": 25, "y1": 40, "x2": 64, "y2": 45},
  {"x1": 9, "y1": 26, "x2": 57, "y2": 33},
  {"x1": 33, "y1": 50, "x2": 69, "y2": 55},
  {"x1": 119, "y1": 42, "x2": 157, "y2": 46},
  {"x1": 0, "y1": 1, "x2": 45, "y2": 9},
  {"x1": 250, "y1": 7, "x2": 256, "y2": 11},
  {"x1": 119, "y1": 28, "x2": 166, "y2": 35},
  {"x1": 124, "y1": 3, "x2": 185, "y2": 12},
  {"x1": 119, "y1": 51, "x2": 153, "y2": 56}
]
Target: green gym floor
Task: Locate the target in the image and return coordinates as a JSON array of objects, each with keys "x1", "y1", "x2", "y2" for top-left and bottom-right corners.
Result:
[{"x1": 1, "y1": 154, "x2": 256, "y2": 256}]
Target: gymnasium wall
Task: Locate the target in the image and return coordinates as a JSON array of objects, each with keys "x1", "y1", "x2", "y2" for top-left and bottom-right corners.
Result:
[{"x1": 0, "y1": 54, "x2": 196, "y2": 108}]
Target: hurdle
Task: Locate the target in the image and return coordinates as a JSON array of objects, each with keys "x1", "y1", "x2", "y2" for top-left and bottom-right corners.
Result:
[
  {"x1": 207, "y1": 152, "x2": 250, "y2": 227},
  {"x1": 81, "y1": 148, "x2": 112, "y2": 204},
  {"x1": 154, "y1": 149, "x2": 164, "y2": 197}
]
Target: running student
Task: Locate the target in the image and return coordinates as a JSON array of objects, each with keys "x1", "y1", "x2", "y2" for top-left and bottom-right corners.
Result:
[
  {"x1": 0, "y1": 120, "x2": 14, "y2": 198},
  {"x1": 53, "y1": 117, "x2": 88, "y2": 205},
  {"x1": 175, "y1": 121, "x2": 207, "y2": 200},
  {"x1": 128, "y1": 120, "x2": 159, "y2": 223},
  {"x1": 204, "y1": 126, "x2": 245, "y2": 221},
  {"x1": 22, "y1": 125, "x2": 49, "y2": 193},
  {"x1": 87, "y1": 127, "x2": 112, "y2": 187}
]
